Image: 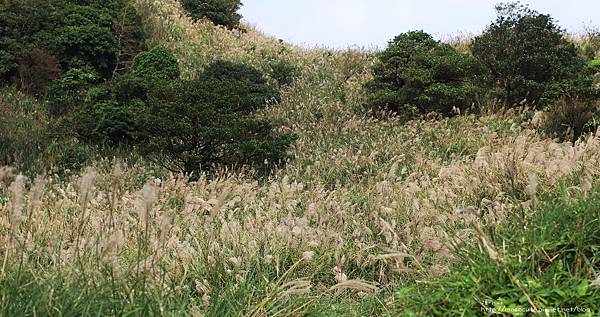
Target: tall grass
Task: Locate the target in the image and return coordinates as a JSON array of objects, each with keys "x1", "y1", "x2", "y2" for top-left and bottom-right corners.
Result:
[{"x1": 1, "y1": 0, "x2": 599, "y2": 315}]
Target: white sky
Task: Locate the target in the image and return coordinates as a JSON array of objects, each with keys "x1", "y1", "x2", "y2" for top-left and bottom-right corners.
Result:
[{"x1": 240, "y1": 0, "x2": 600, "y2": 48}]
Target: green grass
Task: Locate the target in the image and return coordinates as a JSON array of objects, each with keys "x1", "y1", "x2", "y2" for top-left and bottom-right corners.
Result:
[{"x1": 393, "y1": 183, "x2": 600, "y2": 316}]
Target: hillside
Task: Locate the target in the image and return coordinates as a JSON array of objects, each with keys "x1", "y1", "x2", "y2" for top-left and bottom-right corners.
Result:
[{"x1": 1, "y1": 0, "x2": 600, "y2": 315}]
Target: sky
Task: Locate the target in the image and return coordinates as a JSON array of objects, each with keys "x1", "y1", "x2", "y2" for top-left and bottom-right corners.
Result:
[{"x1": 240, "y1": 0, "x2": 600, "y2": 49}]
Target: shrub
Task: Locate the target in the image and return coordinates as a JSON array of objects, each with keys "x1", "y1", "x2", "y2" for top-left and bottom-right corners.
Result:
[
  {"x1": 70, "y1": 50, "x2": 291, "y2": 175},
  {"x1": 0, "y1": 88, "x2": 49, "y2": 175},
  {"x1": 138, "y1": 63, "x2": 291, "y2": 175},
  {"x1": 67, "y1": 72, "x2": 150, "y2": 145},
  {"x1": 590, "y1": 59, "x2": 600, "y2": 72},
  {"x1": 542, "y1": 96, "x2": 599, "y2": 142},
  {"x1": 47, "y1": 68, "x2": 99, "y2": 117},
  {"x1": 131, "y1": 46, "x2": 180, "y2": 81},
  {"x1": 180, "y1": 0, "x2": 242, "y2": 29},
  {"x1": 266, "y1": 60, "x2": 300, "y2": 86},
  {"x1": 75, "y1": 99, "x2": 144, "y2": 145},
  {"x1": 365, "y1": 31, "x2": 487, "y2": 118},
  {"x1": 44, "y1": 139, "x2": 95, "y2": 174},
  {"x1": 472, "y1": 2, "x2": 586, "y2": 106},
  {"x1": 199, "y1": 60, "x2": 281, "y2": 113}
]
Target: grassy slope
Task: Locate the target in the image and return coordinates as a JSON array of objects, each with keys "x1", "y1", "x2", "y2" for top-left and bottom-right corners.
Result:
[{"x1": 0, "y1": 0, "x2": 599, "y2": 315}]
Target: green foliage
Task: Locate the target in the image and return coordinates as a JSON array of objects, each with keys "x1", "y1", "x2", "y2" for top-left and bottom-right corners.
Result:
[
  {"x1": 47, "y1": 67, "x2": 99, "y2": 117},
  {"x1": 44, "y1": 139, "x2": 95, "y2": 174},
  {"x1": 394, "y1": 185, "x2": 600, "y2": 315},
  {"x1": 131, "y1": 46, "x2": 180, "y2": 81},
  {"x1": 472, "y1": 2, "x2": 586, "y2": 106},
  {"x1": 198, "y1": 60, "x2": 281, "y2": 113},
  {"x1": 0, "y1": 0, "x2": 58, "y2": 82},
  {"x1": 266, "y1": 59, "x2": 301, "y2": 86},
  {"x1": 589, "y1": 59, "x2": 600, "y2": 71},
  {"x1": 0, "y1": 0, "x2": 146, "y2": 88},
  {"x1": 51, "y1": 4, "x2": 118, "y2": 77},
  {"x1": 69, "y1": 49, "x2": 291, "y2": 175},
  {"x1": 0, "y1": 88, "x2": 94, "y2": 176},
  {"x1": 0, "y1": 88, "x2": 48, "y2": 175},
  {"x1": 180, "y1": 0, "x2": 242, "y2": 29},
  {"x1": 138, "y1": 61, "x2": 291, "y2": 175},
  {"x1": 365, "y1": 31, "x2": 487, "y2": 118}
]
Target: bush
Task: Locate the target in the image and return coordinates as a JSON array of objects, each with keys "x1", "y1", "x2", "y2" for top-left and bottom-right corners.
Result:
[
  {"x1": 180, "y1": 0, "x2": 242, "y2": 29},
  {"x1": 47, "y1": 68, "x2": 99, "y2": 117},
  {"x1": 51, "y1": 4, "x2": 118, "y2": 77},
  {"x1": 199, "y1": 60, "x2": 281, "y2": 113},
  {"x1": 138, "y1": 61, "x2": 291, "y2": 175},
  {"x1": 44, "y1": 139, "x2": 95, "y2": 174},
  {"x1": 67, "y1": 72, "x2": 150, "y2": 145},
  {"x1": 0, "y1": 88, "x2": 93, "y2": 176},
  {"x1": 472, "y1": 2, "x2": 586, "y2": 106},
  {"x1": 0, "y1": 88, "x2": 48, "y2": 175},
  {"x1": 590, "y1": 59, "x2": 600, "y2": 72},
  {"x1": 266, "y1": 60, "x2": 300, "y2": 86},
  {"x1": 69, "y1": 48, "x2": 291, "y2": 175},
  {"x1": 365, "y1": 31, "x2": 487, "y2": 118},
  {"x1": 131, "y1": 46, "x2": 180, "y2": 81},
  {"x1": 542, "y1": 97, "x2": 599, "y2": 142},
  {"x1": 75, "y1": 99, "x2": 144, "y2": 145}
]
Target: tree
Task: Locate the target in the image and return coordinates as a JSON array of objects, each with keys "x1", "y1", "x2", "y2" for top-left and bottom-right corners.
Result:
[
  {"x1": 138, "y1": 60, "x2": 290, "y2": 174},
  {"x1": 472, "y1": 2, "x2": 585, "y2": 106},
  {"x1": 365, "y1": 31, "x2": 487, "y2": 118},
  {"x1": 180, "y1": 0, "x2": 242, "y2": 29},
  {"x1": 132, "y1": 46, "x2": 181, "y2": 81}
]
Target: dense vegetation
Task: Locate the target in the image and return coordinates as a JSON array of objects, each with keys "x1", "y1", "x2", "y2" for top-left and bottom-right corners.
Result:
[
  {"x1": 365, "y1": 3, "x2": 599, "y2": 141},
  {"x1": 0, "y1": 0, "x2": 600, "y2": 316},
  {"x1": 180, "y1": 0, "x2": 242, "y2": 29},
  {"x1": 1, "y1": 0, "x2": 292, "y2": 177},
  {"x1": 472, "y1": 2, "x2": 589, "y2": 106},
  {"x1": 366, "y1": 31, "x2": 487, "y2": 117}
]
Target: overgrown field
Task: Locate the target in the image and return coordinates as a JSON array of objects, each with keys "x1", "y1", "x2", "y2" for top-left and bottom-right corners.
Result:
[{"x1": 1, "y1": 0, "x2": 600, "y2": 315}]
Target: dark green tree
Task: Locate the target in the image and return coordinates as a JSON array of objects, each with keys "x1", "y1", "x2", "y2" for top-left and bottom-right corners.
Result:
[
  {"x1": 365, "y1": 31, "x2": 487, "y2": 118},
  {"x1": 472, "y1": 2, "x2": 586, "y2": 106},
  {"x1": 138, "y1": 60, "x2": 290, "y2": 174},
  {"x1": 180, "y1": 0, "x2": 242, "y2": 29},
  {"x1": 132, "y1": 46, "x2": 181, "y2": 81}
]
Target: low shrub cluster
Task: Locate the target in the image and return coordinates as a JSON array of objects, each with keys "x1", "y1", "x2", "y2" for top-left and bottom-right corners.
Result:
[
  {"x1": 266, "y1": 59, "x2": 301, "y2": 87},
  {"x1": 0, "y1": 88, "x2": 95, "y2": 175},
  {"x1": 543, "y1": 97, "x2": 599, "y2": 143}
]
